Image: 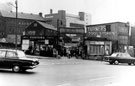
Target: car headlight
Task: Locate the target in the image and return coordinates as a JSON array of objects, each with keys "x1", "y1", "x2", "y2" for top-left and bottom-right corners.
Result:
[{"x1": 32, "y1": 62, "x2": 35, "y2": 65}]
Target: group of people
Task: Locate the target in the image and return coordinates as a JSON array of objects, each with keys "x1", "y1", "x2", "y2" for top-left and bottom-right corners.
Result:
[
  {"x1": 26, "y1": 44, "x2": 85, "y2": 59},
  {"x1": 53, "y1": 47, "x2": 85, "y2": 59}
]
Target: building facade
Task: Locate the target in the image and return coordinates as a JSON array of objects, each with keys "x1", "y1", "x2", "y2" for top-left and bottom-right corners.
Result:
[
  {"x1": 85, "y1": 22, "x2": 130, "y2": 56},
  {"x1": 0, "y1": 10, "x2": 44, "y2": 44},
  {"x1": 44, "y1": 10, "x2": 91, "y2": 29},
  {"x1": 22, "y1": 21, "x2": 57, "y2": 56},
  {"x1": 44, "y1": 10, "x2": 91, "y2": 48}
]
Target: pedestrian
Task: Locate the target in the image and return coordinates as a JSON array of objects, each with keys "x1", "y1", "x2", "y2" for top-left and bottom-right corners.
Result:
[{"x1": 67, "y1": 49, "x2": 71, "y2": 59}]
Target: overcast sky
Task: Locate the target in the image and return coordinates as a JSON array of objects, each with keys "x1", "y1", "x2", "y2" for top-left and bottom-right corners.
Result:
[{"x1": 0, "y1": 0, "x2": 135, "y2": 25}]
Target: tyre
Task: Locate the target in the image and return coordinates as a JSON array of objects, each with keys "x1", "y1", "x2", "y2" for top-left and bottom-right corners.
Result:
[
  {"x1": 114, "y1": 60, "x2": 119, "y2": 65},
  {"x1": 12, "y1": 65, "x2": 20, "y2": 73},
  {"x1": 128, "y1": 63, "x2": 131, "y2": 65},
  {"x1": 133, "y1": 62, "x2": 135, "y2": 65}
]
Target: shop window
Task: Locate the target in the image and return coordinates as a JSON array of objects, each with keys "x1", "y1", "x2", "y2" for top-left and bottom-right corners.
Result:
[{"x1": 106, "y1": 25, "x2": 111, "y2": 32}]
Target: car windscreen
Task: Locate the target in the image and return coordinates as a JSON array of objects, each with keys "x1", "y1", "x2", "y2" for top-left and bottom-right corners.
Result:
[{"x1": 17, "y1": 51, "x2": 26, "y2": 58}]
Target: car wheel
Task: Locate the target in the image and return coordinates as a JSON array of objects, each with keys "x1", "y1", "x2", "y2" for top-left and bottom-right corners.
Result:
[
  {"x1": 133, "y1": 62, "x2": 135, "y2": 65},
  {"x1": 12, "y1": 65, "x2": 20, "y2": 73},
  {"x1": 128, "y1": 63, "x2": 131, "y2": 65},
  {"x1": 114, "y1": 60, "x2": 119, "y2": 65}
]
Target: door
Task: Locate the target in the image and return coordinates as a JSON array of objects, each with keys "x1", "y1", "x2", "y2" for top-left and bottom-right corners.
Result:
[{"x1": 5, "y1": 51, "x2": 18, "y2": 68}]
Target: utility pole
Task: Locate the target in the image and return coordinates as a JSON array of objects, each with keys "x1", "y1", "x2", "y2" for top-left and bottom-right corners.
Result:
[
  {"x1": 8, "y1": 0, "x2": 18, "y2": 49},
  {"x1": 57, "y1": 19, "x2": 60, "y2": 45},
  {"x1": 15, "y1": 0, "x2": 18, "y2": 49}
]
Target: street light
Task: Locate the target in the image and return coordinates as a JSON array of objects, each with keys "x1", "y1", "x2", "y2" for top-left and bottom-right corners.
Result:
[{"x1": 8, "y1": 0, "x2": 18, "y2": 49}]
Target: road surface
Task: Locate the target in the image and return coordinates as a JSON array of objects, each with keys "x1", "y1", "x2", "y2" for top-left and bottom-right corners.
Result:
[{"x1": 0, "y1": 57, "x2": 135, "y2": 86}]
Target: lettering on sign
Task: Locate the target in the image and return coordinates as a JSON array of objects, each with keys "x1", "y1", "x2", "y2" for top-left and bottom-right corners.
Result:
[
  {"x1": 60, "y1": 28, "x2": 84, "y2": 33},
  {"x1": 27, "y1": 31, "x2": 36, "y2": 35},
  {"x1": 90, "y1": 41, "x2": 104, "y2": 45},
  {"x1": 87, "y1": 32, "x2": 115, "y2": 37},
  {"x1": 87, "y1": 25, "x2": 106, "y2": 32},
  {"x1": 66, "y1": 34, "x2": 77, "y2": 37}
]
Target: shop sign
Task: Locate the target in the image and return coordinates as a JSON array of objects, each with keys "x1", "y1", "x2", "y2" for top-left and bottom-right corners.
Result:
[
  {"x1": 22, "y1": 40, "x2": 29, "y2": 44},
  {"x1": 27, "y1": 31, "x2": 36, "y2": 35},
  {"x1": 45, "y1": 40, "x2": 49, "y2": 44},
  {"x1": 90, "y1": 41, "x2": 104, "y2": 45},
  {"x1": 66, "y1": 34, "x2": 77, "y2": 37},
  {"x1": 22, "y1": 44, "x2": 29, "y2": 50},
  {"x1": 72, "y1": 37, "x2": 80, "y2": 42},
  {"x1": 60, "y1": 28, "x2": 84, "y2": 33},
  {"x1": 87, "y1": 25, "x2": 106, "y2": 32},
  {"x1": 86, "y1": 32, "x2": 115, "y2": 37}
]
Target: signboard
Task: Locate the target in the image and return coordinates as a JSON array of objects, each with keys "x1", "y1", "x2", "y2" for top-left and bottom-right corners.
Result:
[
  {"x1": 22, "y1": 44, "x2": 29, "y2": 50},
  {"x1": 0, "y1": 38, "x2": 6, "y2": 42},
  {"x1": 87, "y1": 25, "x2": 111, "y2": 32},
  {"x1": 22, "y1": 40, "x2": 29, "y2": 44},
  {"x1": 72, "y1": 37, "x2": 80, "y2": 42},
  {"x1": 45, "y1": 40, "x2": 49, "y2": 44},
  {"x1": 60, "y1": 28, "x2": 84, "y2": 33},
  {"x1": 90, "y1": 41, "x2": 104, "y2": 45},
  {"x1": 87, "y1": 25, "x2": 106, "y2": 32}
]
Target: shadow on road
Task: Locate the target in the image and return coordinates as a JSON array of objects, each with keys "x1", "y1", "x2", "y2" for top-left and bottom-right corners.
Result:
[
  {"x1": 104, "y1": 62, "x2": 135, "y2": 66},
  {"x1": 0, "y1": 69, "x2": 36, "y2": 74}
]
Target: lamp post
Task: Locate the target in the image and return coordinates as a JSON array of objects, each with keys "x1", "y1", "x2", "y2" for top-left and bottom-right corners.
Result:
[{"x1": 8, "y1": 0, "x2": 18, "y2": 49}]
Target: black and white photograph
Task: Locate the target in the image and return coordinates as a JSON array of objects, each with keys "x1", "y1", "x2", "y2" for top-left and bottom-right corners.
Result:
[{"x1": 0, "y1": 0, "x2": 135, "y2": 86}]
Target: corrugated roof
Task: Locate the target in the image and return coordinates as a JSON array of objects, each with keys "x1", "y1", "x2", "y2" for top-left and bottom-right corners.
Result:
[
  {"x1": 37, "y1": 21, "x2": 57, "y2": 31},
  {"x1": 0, "y1": 10, "x2": 44, "y2": 21}
]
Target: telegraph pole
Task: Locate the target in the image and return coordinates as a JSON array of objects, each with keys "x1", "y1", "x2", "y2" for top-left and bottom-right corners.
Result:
[{"x1": 15, "y1": 0, "x2": 18, "y2": 49}]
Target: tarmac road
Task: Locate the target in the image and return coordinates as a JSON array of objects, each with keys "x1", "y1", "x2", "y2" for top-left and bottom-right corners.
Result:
[{"x1": 0, "y1": 56, "x2": 135, "y2": 86}]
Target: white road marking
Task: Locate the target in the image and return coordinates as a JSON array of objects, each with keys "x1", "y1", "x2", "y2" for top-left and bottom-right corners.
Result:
[
  {"x1": 89, "y1": 76, "x2": 116, "y2": 82},
  {"x1": 57, "y1": 83, "x2": 72, "y2": 86}
]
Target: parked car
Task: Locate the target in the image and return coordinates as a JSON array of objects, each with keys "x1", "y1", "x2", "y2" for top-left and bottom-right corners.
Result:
[
  {"x1": 0, "y1": 49, "x2": 39, "y2": 72},
  {"x1": 104, "y1": 52, "x2": 135, "y2": 65}
]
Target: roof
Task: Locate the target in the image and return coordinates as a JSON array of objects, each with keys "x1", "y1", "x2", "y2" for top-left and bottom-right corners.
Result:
[
  {"x1": 0, "y1": 10, "x2": 44, "y2": 21},
  {"x1": 37, "y1": 21, "x2": 57, "y2": 31},
  {"x1": 87, "y1": 22, "x2": 127, "y2": 27},
  {"x1": 0, "y1": 48, "x2": 21, "y2": 52}
]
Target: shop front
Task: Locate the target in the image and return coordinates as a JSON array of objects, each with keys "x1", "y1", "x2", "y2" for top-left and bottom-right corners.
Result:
[
  {"x1": 21, "y1": 21, "x2": 58, "y2": 57},
  {"x1": 85, "y1": 38, "x2": 112, "y2": 56}
]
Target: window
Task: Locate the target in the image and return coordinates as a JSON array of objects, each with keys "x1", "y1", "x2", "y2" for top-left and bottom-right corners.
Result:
[
  {"x1": 6, "y1": 51, "x2": 17, "y2": 58},
  {"x1": 106, "y1": 25, "x2": 111, "y2": 32},
  {"x1": 0, "y1": 50, "x2": 6, "y2": 58}
]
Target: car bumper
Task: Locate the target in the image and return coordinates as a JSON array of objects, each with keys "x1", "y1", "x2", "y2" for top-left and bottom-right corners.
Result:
[{"x1": 22, "y1": 65, "x2": 38, "y2": 69}]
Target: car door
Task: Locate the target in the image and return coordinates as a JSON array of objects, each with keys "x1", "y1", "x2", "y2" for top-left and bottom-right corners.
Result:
[
  {"x1": 5, "y1": 51, "x2": 18, "y2": 68},
  {"x1": 120, "y1": 53, "x2": 132, "y2": 63},
  {"x1": 0, "y1": 50, "x2": 6, "y2": 68}
]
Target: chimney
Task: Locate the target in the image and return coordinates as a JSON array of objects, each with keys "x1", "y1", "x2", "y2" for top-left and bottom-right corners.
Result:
[
  {"x1": 39, "y1": 12, "x2": 43, "y2": 17},
  {"x1": 50, "y1": 9, "x2": 53, "y2": 14}
]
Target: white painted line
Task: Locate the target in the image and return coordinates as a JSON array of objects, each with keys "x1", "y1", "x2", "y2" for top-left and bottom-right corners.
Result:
[
  {"x1": 89, "y1": 76, "x2": 116, "y2": 82},
  {"x1": 57, "y1": 83, "x2": 71, "y2": 86}
]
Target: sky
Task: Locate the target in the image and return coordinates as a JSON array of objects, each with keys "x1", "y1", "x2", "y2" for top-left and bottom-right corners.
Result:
[{"x1": 0, "y1": 0, "x2": 135, "y2": 25}]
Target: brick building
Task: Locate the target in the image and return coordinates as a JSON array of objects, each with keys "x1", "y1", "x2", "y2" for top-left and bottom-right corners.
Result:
[
  {"x1": 44, "y1": 10, "x2": 91, "y2": 29},
  {"x1": 85, "y1": 22, "x2": 130, "y2": 56},
  {"x1": 0, "y1": 10, "x2": 45, "y2": 44}
]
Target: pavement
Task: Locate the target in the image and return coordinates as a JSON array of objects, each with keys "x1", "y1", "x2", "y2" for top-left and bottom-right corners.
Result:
[
  {"x1": 26, "y1": 54, "x2": 104, "y2": 61},
  {"x1": 26, "y1": 55, "x2": 79, "y2": 60}
]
